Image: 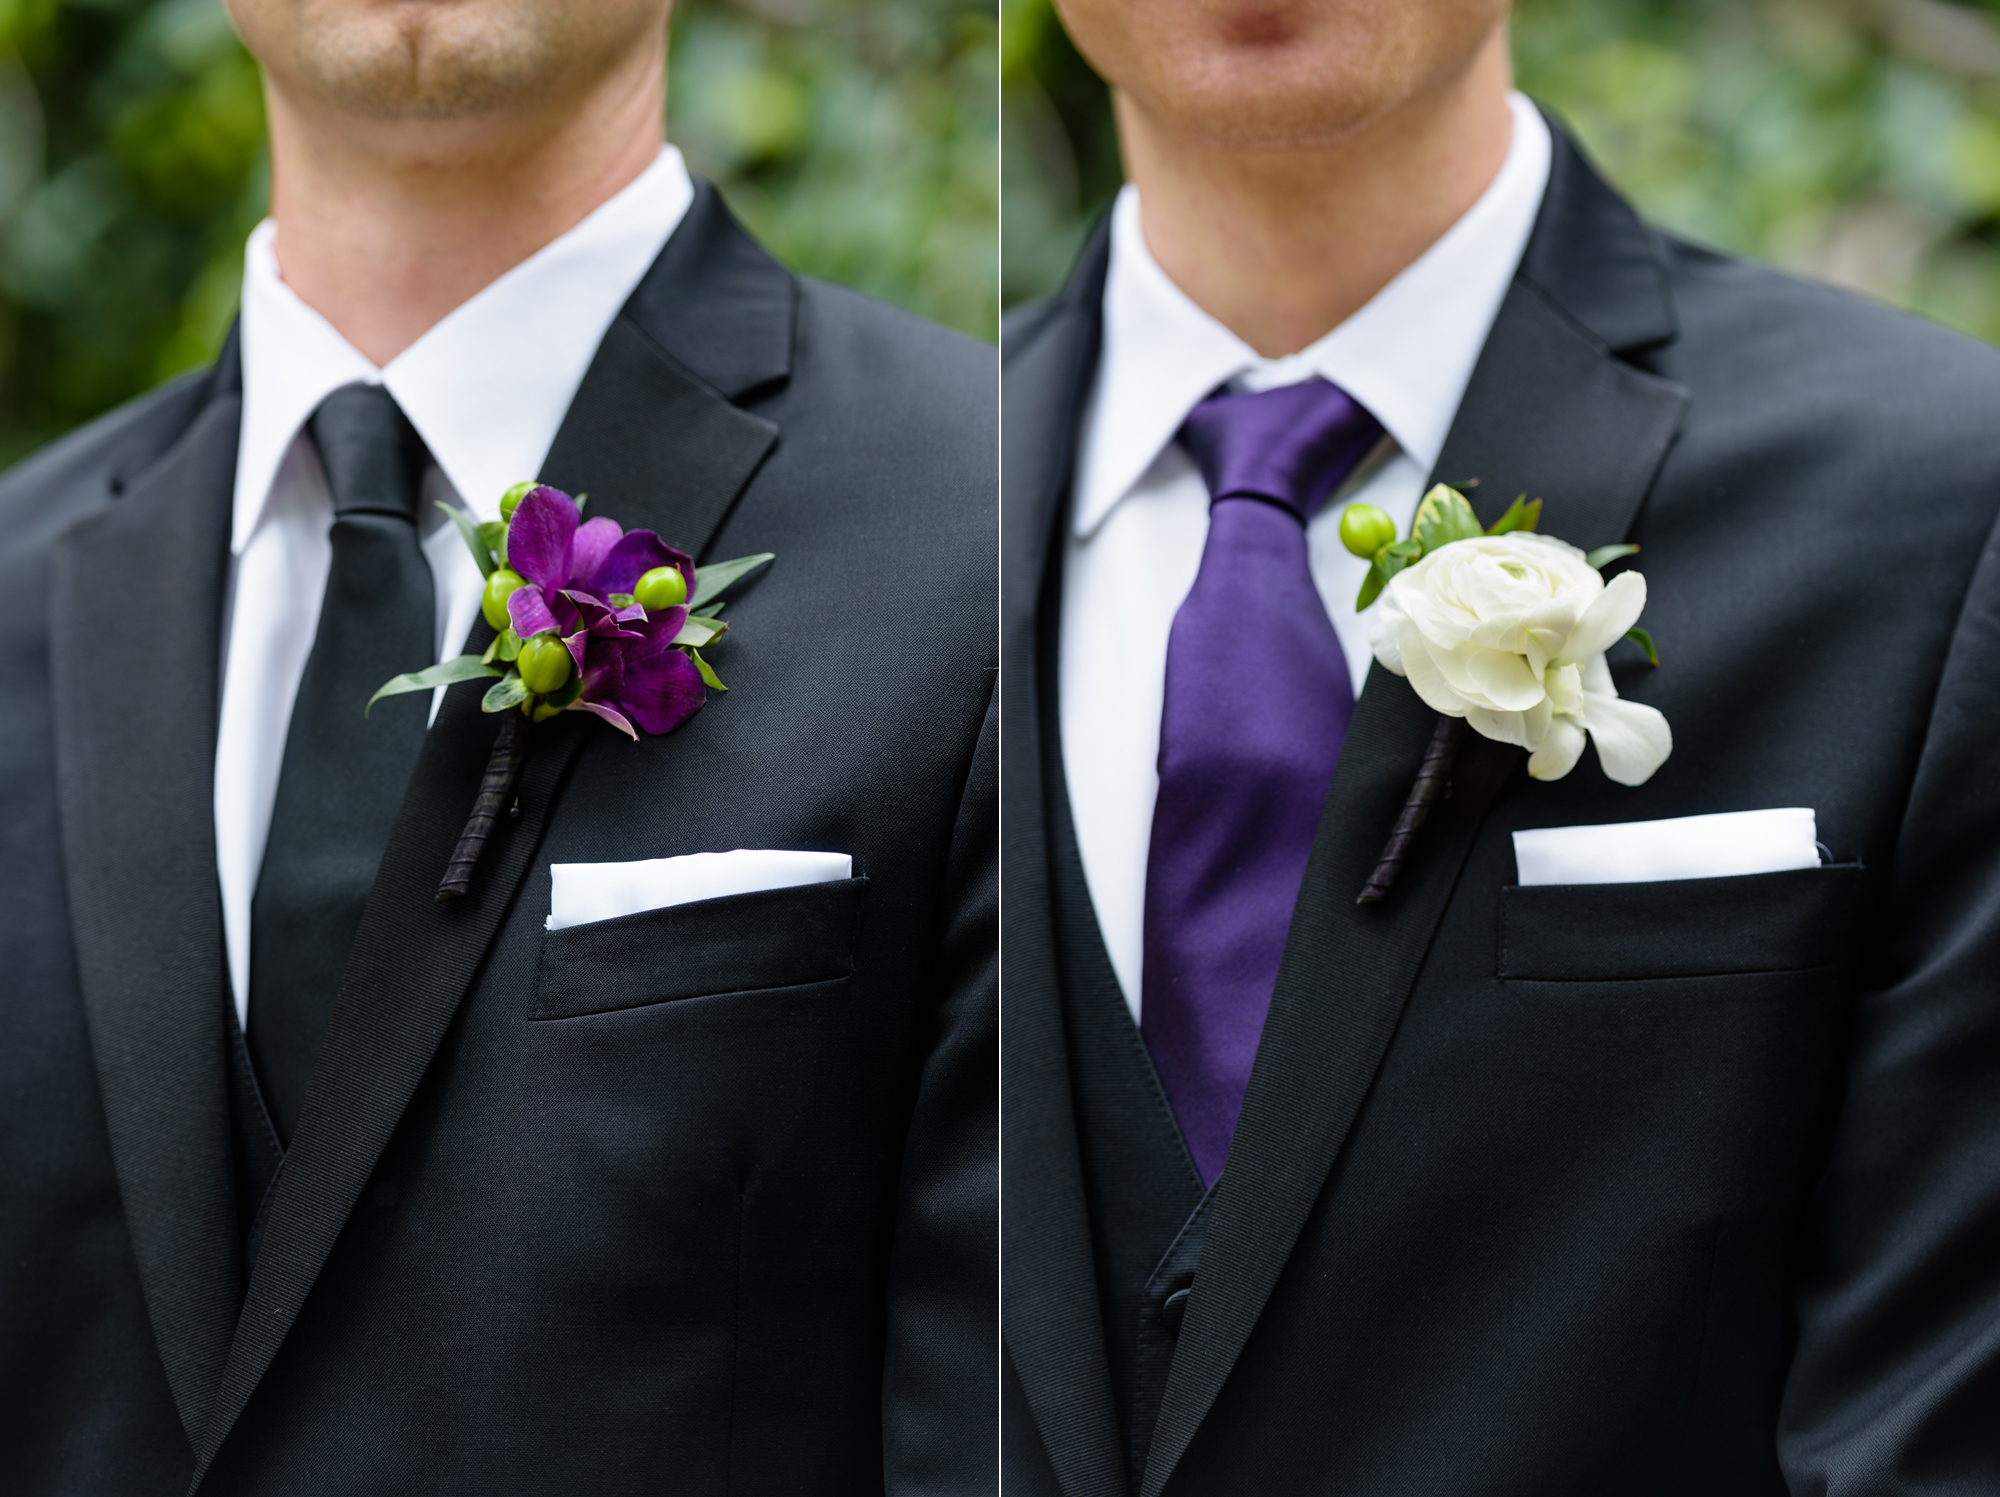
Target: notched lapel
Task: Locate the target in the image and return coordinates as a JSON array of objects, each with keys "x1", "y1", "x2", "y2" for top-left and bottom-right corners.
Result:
[
  {"x1": 194, "y1": 236, "x2": 785, "y2": 1483},
  {"x1": 1139, "y1": 203, "x2": 1692, "y2": 1496},
  {"x1": 541, "y1": 314, "x2": 779, "y2": 554},
  {"x1": 51, "y1": 389, "x2": 241, "y2": 1446}
]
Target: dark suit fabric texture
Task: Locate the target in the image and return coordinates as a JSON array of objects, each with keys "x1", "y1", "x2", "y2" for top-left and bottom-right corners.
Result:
[
  {"x1": 0, "y1": 183, "x2": 997, "y2": 1495},
  {"x1": 1001, "y1": 121, "x2": 2000, "y2": 1497}
]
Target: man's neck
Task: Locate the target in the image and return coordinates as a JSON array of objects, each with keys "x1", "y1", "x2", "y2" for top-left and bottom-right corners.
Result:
[
  {"x1": 263, "y1": 45, "x2": 666, "y2": 368},
  {"x1": 1120, "y1": 28, "x2": 1516, "y2": 359}
]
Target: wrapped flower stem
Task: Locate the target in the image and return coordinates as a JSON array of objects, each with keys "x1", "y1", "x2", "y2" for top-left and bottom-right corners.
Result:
[
  {"x1": 436, "y1": 711, "x2": 530, "y2": 901},
  {"x1": 1357, "y1": 713, "x2": 1467, "y2": 905}
]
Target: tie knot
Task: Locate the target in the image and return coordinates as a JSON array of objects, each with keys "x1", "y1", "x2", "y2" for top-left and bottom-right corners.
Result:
[
  {"x1": 309, "y1": 383, "x2": 429, "y2": 522},
  {"x1": 1178, "y1": 377, "x2": 1384, "y2": 522}
]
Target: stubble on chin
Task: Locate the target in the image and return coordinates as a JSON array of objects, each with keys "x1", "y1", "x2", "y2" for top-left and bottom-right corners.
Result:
[{"x1": 279, "y1": 0, "x2": 567, "y2": 121}]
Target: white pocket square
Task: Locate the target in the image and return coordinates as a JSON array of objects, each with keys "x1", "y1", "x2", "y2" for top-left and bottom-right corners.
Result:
[
  {"x1": 547, "y1": 849, "x2": 853, "y2": 932},
  {"x1": 1512, "y1": 808, "x2": 1821, "y2": 886}
]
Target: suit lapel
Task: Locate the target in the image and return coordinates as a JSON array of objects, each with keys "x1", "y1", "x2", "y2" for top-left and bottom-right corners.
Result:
[
  {"x1": 1139, "y1": 128, "x2": 1693, "y2": 1497},
  {"x1": 1002, "y1": 228, "x2": 1135, "y2": 1497},
  {"x1": 50, "y1": 374, "x2": 241, "y2": 1446},
  {"x1": 192, "y1": 188, "x2": 790, "y2": 1480}
]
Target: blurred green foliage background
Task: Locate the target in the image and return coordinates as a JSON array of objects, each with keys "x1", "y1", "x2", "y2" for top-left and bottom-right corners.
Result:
[
  {"x1": 1004, "y1": 0, "x2": 2000, "y2": 344},
  {"x1": 0, "y1": 0, "x2": 996, "y2": 469}
]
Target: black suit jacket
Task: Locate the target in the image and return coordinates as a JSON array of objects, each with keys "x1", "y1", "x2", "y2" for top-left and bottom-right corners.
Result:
[
  {"x1": 0, "y1": 185, "x2": 996, "y2": 1495},
  {"x1": 1003, "y1": 124, "x2": 2000, "y2": 1496}
]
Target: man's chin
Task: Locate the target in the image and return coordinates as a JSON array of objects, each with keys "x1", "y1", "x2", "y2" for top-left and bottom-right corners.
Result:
[{"x1": 1125, "y1": 78, "x2": 1400, "y2": 156}]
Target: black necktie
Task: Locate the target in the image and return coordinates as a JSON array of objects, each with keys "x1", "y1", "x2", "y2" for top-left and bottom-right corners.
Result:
[{"x1": 249, "y1": 383, "x2": 435, "y2": 1142}]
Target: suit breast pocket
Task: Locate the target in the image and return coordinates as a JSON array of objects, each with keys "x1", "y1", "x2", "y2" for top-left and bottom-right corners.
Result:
[
  {"x1": 1497, "y1": 864, "x2": 1864, "y2": 982},
  {"x1": 529, "y1": 876, "x2": 869, "y2": 1020}
]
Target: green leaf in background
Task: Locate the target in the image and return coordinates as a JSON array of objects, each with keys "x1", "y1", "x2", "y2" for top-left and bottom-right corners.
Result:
[
  {"x1": 479, "y1": 519, "x2": 507, "y2": 568},
  {"x1": 691, "y1": 551, "x2": 774, "y2": 609},
  {"x1": 1586, "y1": 543, "x2": 1641, "y2": 570},
  {"x1": 367, "y1": 654, "x2": 499, "y2": 714},
  {"x1": 438, "y1": 501, "x2": 496, "y2": 578},
  {"x1": 1412, "y1": 483, "x2": 1483, "y2": 553},
  {"x1": 1486, "y1": 494, "x2": 1543, "y2": 535},
  {"x1": 1624, "y1": 625, "x2": 1661, "y2": 666}
]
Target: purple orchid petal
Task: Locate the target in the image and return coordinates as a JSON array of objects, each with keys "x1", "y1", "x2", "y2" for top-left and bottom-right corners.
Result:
[
  {"x1": 612, "y1": 601, "x2": 648, "y2": 625},
  {"x1": 576, "y1": 631, "x2": 627, "y2": 699},
  {"x1": 569, "y1": 517, "x2": 624, "y2": 591},
  {"x1": 507, "y1": 485, "x2": 580, "y2": 593},
  {"x1": 623, "y1": 606, "x2": 688, "y2": 661},
  {"x1": 613, "y1": 647, "x2": 707, "y2": 735},
  {"x1": 590, "y1": 529, "x2": 691, "y2": 598},
  {"x1": 570, "y1": 698, "x2": 639, "y2": 741},
  {"x1": 508, "y1": 584, "x2": 564, "y2": 640}
]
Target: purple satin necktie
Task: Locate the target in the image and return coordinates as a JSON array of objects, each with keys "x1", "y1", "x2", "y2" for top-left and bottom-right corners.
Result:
[{"x1": 1142, "y1": 378, "x2": 1384, "y2": 1188}]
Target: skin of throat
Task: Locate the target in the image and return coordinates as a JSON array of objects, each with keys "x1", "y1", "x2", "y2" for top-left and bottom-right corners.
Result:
[
  {"x1": 1116, "y1": 21, "x2": 1517, "y2": 360},
  {"x1": 248, "y1": 10, "x2": 670, "y2": 368}
]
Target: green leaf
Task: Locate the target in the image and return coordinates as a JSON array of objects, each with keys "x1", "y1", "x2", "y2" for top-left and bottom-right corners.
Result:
[
  {"x1": 691, "y1": 552, "x2": 775, "y2": 609},
  {"x1": 481, "y1": 627, "x2": 522, "y2": 666},
  {"x1": 689, "y1": 648, "x2": 728, "y2": 691},
  {"x1": 1486, "y1": 494, "x2": 1542, "y2": 536},
  {"x1": 1624, "y1": 626, "x2": 1661, "y2": 667},
  {"x1": 673, "y1": 615, "x2": 729, "y2": 649},
  {"x1": 479, "y1": 520, "x2": 508, "y2": 568},
  {"x1": 481, "y1": 674, "x2": 531, "y2": 713},
  {"x1": 573, "y1": 492, "x2": 589, "y2": 514},
  {"x1": 367, "y1": 655, "x2": 499, "y2": 715},
  {"x1": 1355, "y1": 539, "x2": 1422, "y2": 611},
  {"x1": 436, "y1": 502, "x2": 496, "y2": 578},
  {"x1": 1586, "y1": 543, "x2": 1641, "y2": 570},
  {"x1": 1412, "y1": 484, "x2": 1483, "y2": 553}
]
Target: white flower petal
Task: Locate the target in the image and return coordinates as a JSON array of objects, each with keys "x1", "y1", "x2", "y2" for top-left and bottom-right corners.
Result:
[
  {"x1": 1581, "y1": 692, "x2": 1673, "y2": 786},
  {"x1": 1399, "y1": 631, "x2": 1473, "y2": 715},
  {"x1": 1465, "y1": 704, "x2": 1533, "y2": 749},
  {"x1": 1461, "y1": 646, "x2": 1547, "y2": 712},
  {"x1": 1559, "y1": 570, "x2": 1647, "y2": 665},
  {"x1": 1580, "y1": 652, "x2": 1616, "y2": 696},
  {"x1": 1369, "y1": 608, "x2": 1405, "y2": 675},
  {"x1": 1527, "y1": 715, "x2": 1587, "y2": 780}
]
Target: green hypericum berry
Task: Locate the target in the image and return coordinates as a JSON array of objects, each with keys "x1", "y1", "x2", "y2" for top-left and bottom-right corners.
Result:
[
  {"x1": 633, "y1": 565, "x2": 689, "y2": 610},
  {"x1": 499, "y1": 481, "x2": 538, "y2": 522},
  {"x1": 1338, "y1": 503, "x2": 1398, "y2": 560},
  {"x1": 517, "y1": 634, "x2": 574, "y2": 695},
  {"x1": 481, "y1": 567, "x2": 526, "y2": 630}
]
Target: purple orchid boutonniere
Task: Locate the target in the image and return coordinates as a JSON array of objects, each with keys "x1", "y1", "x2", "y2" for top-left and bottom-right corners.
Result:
[{"x1": 369, "y1": 481, "x2": 773, "y2": 901}]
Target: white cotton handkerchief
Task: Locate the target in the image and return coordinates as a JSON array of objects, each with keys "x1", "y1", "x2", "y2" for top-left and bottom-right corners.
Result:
[
  {"x1": 547, "y1": 849, "x2": 853, "y2": 931},
  {"x1": 1512, "y1": 808, "x2": 1821, "y2": 887}
]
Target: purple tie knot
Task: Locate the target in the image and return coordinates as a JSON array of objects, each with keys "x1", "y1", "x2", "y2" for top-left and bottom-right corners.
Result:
[{"x1": 1179, "y1": 377, "x2": 1384, "y2": 522}]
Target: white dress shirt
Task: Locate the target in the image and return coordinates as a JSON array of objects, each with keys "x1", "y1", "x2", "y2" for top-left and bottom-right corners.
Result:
[
  {"x1": 216, "y1": 145, "x2": 695, "y2": 1025},
  {"x1": 1061, "y1": 93, "x2": 1552, "y2": 1021}
]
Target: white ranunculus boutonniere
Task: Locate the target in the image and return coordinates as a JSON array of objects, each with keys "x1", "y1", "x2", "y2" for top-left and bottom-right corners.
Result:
[{"x1": 1340, "y1": 484, "x2": 1671, "y2": 902}]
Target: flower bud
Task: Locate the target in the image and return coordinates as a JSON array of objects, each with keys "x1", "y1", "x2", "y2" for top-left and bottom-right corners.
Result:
[
  {"x1": 634, "y1": 565, "x2": 688, "y2": 610},
  {"x1": 481, "y1": 567, "x2": 526, "y2": 630},
  {"x1": 499, "y1": 481, "x2": 538, "y2": 522},
  {"x1": 517, "y1": 634, "x2": 574, "y2": 695},
  {"x1": 1339, "y1": 503, "x2": 1397, "y2": 560}
]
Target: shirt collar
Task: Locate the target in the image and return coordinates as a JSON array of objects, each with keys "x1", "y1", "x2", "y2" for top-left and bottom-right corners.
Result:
[
  {"x1": 232, "y1": 144, "x2": 696, "y2": 554},
  {"x1": 1071, "y1": 92, "x2": 1552, "y2": 539}
]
